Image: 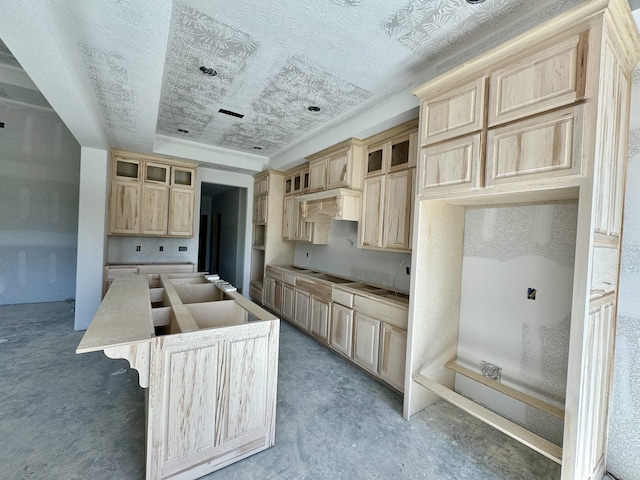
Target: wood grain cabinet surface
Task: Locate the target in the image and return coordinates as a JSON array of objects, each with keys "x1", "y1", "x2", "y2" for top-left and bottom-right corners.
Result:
[
  {"x1": 108, "y1": 150, "x2": 197, "y2": 237},
  {"x1": 420, "y1": 77, "x2": 486, "y2": 146},
  {"x1": 305, "y1": 139, "x2": 364, "y2": 193},
  {"x1": 488, "y1": 34, "x2": 587, "y2": 127},
  {"x1": 359, "y1": 120, "x2": 417, "y2": 252},
  {"x1": 408, "y1": 1, "x2": 640, "y2": 477},
  {"x1": 77, "y1": 274, "x2": 280, "y2": 480}
]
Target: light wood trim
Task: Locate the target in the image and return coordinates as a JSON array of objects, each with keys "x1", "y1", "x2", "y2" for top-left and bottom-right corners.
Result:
[
  {"x1": 413, "y1": 374, "x2": 562, "y2": 464},
  {"x1": 305, "y1": 137, "x2": 365, "y2": 162},
  {"x1": 110, "y1": 148, "x2": 198, "y2": 170},
  {"x1": 104, "y1": 342, "x2": 151, "y2": 388},
  {"x1": 445, "y1": 361, "x2": 565, "y2": 419},
  {"x1": 362, "y1": 118, "x2": 419, "y2": 148}
]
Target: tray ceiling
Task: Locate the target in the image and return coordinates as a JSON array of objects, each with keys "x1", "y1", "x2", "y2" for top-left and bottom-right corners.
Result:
[{"x1": 0, "y1": 0, "x2": 589, "y2": 171}]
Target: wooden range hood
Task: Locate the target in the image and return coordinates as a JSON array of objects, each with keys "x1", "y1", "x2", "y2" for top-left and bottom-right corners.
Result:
[{"x1": 297, "y1": 188, "x2": 361, "y2": 223}]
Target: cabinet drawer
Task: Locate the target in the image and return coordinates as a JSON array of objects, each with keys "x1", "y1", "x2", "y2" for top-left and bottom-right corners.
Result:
[
  {"x1": 488, "y1": 34, "x2": 586, "y2": 126},
  {"x1": 353, "y1": 295, "x2": 407, "y2": 329},
  {"x1": 486, "y1": 105, "x2": 583, "y2": 187},
  {"x1": 265, "y1": 265, "x2": 284, "y2": 282},
  {"x1": 418, "y1": 133, "x2": 482, "y2": 196},
  {"x1": 421, "y1": 77, "x2": 486, "y2": 146},
  {"x1": 295, "y1": 277, "x2": 331, "y2": 299},
  {"x1": 283, "y1": 272, "x2": 297, "y2": 286},
  {"x1": 331, "y1": 288, "x2": 354, "y2": 308}
]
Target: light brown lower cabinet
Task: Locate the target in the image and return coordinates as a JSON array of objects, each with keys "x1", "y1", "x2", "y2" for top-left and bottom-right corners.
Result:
[
  {"x1": 378, "y1": 322, "x2": 407, "y2": 391},
  {"x1": 281, "y1": 283, "x2": 295, "y2": 321},
  {"x1": 293, "y1": 289, "x2": 311, "y2": 330},
  {"x1": 77, "y1": 273, "x2": 279, "y2": 480},
  {"x1": 309, "y1": 296, "x2": 331, "y2": 343},
  {"x1": 330, "y1": 303, "x2": 354, "y2": 357},
  {"x1": 263, "y1": 276, "x2": 281, "y2": 313},
  {"x1": 353, "y1": 312, "x2": 380, "y2": 374}
]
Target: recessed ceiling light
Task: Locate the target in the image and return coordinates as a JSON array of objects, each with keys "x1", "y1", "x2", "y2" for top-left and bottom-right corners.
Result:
[
  {"x1": 465, "y1": 0, "x2": 485, "y2": 3},
  {"x1": 308, "y1": 106, "x2": 321, "y2": 112},
  {"x1": 199, "y1": 66, "x2": 217, "y2": 76},
  {"x1": 178, "y1": 128, "x2": 189, "y2": 134},
  {"x1": 253, "y1": 146, "x2": 263, "y2": 150}
]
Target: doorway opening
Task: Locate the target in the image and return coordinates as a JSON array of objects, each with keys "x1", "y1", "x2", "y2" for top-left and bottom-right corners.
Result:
[{"x1": 198, "y1": 183, "x2": 247, "y2": 292}]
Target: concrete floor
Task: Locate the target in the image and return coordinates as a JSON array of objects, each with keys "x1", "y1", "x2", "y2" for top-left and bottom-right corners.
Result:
[{"x1": 0, "y1": 301, "x2": 563, "y2": 479}]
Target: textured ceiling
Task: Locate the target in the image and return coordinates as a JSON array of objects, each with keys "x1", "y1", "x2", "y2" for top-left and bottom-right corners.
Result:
[{"x1": 0, "y1": 0, "x2": 601, "y2": 170}]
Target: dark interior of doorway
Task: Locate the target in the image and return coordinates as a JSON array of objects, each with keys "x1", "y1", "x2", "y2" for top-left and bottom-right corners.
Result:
[{"x1": 197, "y1": 183, "x2": 246, "y2": 292}]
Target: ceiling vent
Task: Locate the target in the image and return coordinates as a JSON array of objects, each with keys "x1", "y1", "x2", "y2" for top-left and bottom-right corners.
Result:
[{"x1": 218, "y1": 108, "x2": 244, "y2": 119}]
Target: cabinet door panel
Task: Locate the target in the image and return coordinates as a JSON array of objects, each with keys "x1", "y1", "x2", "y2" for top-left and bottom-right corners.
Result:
[
  {"x1": 109, "y1": 181, "x2": 141, "y2": 234},
  {"x1": 378, "y1": 323, "x2": 407, "y2": 392},
  {"x1": 359, "y1": 176, "x2": 384, "y2": 248},
  {"x1": 326, "y1": 151, "x2": 349, "y2": 189},
  {"x1": 282, "y1": 196, "x2": 295, "y2": 240},
  {"x1": 168, "y1": 187, "x2": 194, "y2": 236},
  {"x1": 421, "y1": 77, "x2": 486, "y2": 146},
  {"x1": 486, "y1": 105, "x2": 583, "y2": 186},
  {"x1": 330, "y1": 304, "x2": 353, "y2": 357},
  {"x1": 309, "y1": 297, "x2": 330, "y2": 343},
  {"x1": 383, "y1": 169, "x2": 413, "y2": 251},
  {"x1": 281, "y1": 284, "x2": 295, "y2": 321},
  {"x1": 353, "y1": 313, "x2": 380, "y2": 374},
  {"x1": 489, "y1": 34, "x2": 586, "y2": 126},
  {"x1": 253, "y1": 196, "x2": 267, "y2": 225},
  {"x1": 294, "y1": 290, "x2": 311, "y2": 330},
  {"x1": 418, "y1": 133, "x2": 481, "y2": 195},
  {"x1": 146, "y1": 321, "x2": 278, "y2": 480},
  {"x1": 308, "y1": 159, "x2": 326, "y2": 192},
  {"x1": 141, "y1": 184, "x2": 169, "y2": 235}
]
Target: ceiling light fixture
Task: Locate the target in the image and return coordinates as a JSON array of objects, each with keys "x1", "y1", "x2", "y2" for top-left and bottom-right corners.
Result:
[
  {"x1": 199, "y1": 66, "x2": 217, "y2": 76},
  {"x1": 465, "y1": 0, "x2": 486, "y2": 3},
  {"x1": 308, "y1": 106, "x2": 321, "y2": 112},
  {"x1": 178, "y1": 128, "x2": 189, "y2": 134}
]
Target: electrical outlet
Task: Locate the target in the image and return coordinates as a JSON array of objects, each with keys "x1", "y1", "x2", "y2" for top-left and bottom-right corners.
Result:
[
  {"x1": 159, "y1": 246, "x2": 164, "y2": 252},
  {"x1": 178, "y1": 246, "x2": 187, "y2": 252},
  {"x1": 480, "y1": 361, "x2": 502, "y2": 381},
  {"x1": 135, "y1": 245, "x2": 141, "y2": 252}
]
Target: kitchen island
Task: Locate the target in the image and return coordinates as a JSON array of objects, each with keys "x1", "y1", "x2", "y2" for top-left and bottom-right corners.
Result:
[{"x1": 76, "y1": 272, "x2": 280, "y2": 480}]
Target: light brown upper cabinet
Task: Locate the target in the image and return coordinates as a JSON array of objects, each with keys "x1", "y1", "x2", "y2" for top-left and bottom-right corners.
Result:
[
  {"x1": 418, "y1": 133, "x2": 483, "y2": 195},
  {"x1": 306, "y1": 139, "x2": 365, "y2": 192},
  {"x1": 359, "y1": 120, "x2": 417, "y2": 252},
  {"x1": 488, "y1": 34, "x2": 587, "y2": 127},
  {"x1": 284, "y1": 165, "x2": 309, "y2": 196},
  {"x1": 417, "y1": 34, "x2": 587, "y2": 196},
  {"x1": 420, "y1": 77, "x2": 487, "y2": 146},
  {"x1": 486, "y1": 105, "x2": 584, "y2": 186},
  {"x1": 108, "y1": 150, "x2": 197, "y2": 237}
]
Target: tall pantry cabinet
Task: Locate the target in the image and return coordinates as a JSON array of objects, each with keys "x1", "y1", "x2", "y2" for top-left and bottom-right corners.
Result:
[
  {"x1": 249, "y1": 171, "x2": 294, "y2": 304},
  {"x1": 404, "y1": 1, "x2": 640, "y2": 479}
]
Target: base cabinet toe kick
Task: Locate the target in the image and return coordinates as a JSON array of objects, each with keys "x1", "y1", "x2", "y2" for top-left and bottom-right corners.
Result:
[{"x1": 76, "y1": 273, "x2": 280, "y2": 480}]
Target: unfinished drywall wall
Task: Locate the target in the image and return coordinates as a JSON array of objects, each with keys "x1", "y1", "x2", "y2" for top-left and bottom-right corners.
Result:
[
  {"x1": 607, "y1": 65, "x2": 640, "y2": 480},
  {"x1": 293, "y1": 220, "x2": 411, "y2": 293},
  {"x1": 0, "y1": 101, "x2": 80, "y2": 305},
  {"x1": 456, "y1": 202, "x2": 577, "y2": 446}
]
